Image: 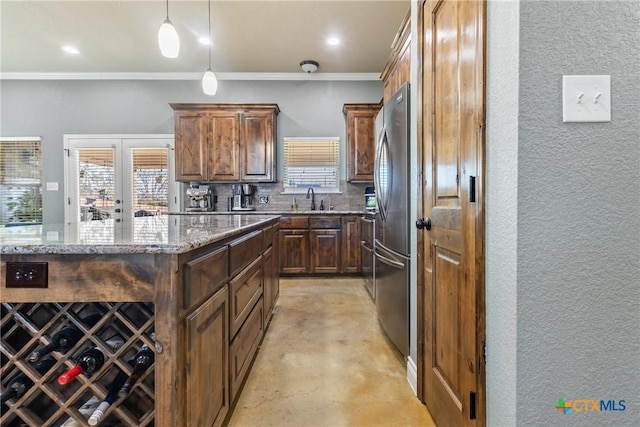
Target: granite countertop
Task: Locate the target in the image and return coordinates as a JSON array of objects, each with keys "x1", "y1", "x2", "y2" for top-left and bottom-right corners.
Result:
[
  {"x1": 0, "y1": 215, "x2": 280, "y2": 255},
  {"x1": 172, "y1": 210, "x2": 367, "y2": 215}
]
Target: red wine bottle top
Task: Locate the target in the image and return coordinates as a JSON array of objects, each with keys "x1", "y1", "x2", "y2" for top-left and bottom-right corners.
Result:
[{"x1": 58, "y1": 365, "x2": 83, "y2": 385}]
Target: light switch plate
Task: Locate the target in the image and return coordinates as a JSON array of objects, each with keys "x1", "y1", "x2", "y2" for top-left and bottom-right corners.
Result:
[
  {"x1": 46, "y1": 181, "x2": 59, "y2": 191},
  {"x1": 563, "y1": 75, "x2": 611, "y2": 122}
]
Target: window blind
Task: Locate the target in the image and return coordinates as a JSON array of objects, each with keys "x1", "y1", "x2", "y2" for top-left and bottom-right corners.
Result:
[
  {"x1": 132, "y1": 148, "x2": 169, "y2": 216},
  {"x1": 283, "y1": 137, "x2": 339, "y2": 190},
  {"x1": 0, "y1": 138, "x2": 42, "y2": 225}
]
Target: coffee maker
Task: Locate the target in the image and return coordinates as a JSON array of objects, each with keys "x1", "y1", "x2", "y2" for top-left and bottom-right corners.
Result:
[
  {"x1": 230, "y1": 184, "x2": 256, "y2": 211},
  {"x1": 186, "y1": 184, "x2": 215, "y2": 212}
]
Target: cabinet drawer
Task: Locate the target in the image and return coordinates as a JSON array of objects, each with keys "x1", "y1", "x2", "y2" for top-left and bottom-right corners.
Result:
[
  {"x1": 262, "y1": 224, "x2": 273, "y2": 250},
  {"x1": 229, "y1": 230, "x2": 262, "y2": 276},
  {"x1": 229, "y1": 256, "x2": 263, "y2": 338},
  {"x1": 230, "y1": 296, "x2": 264, "y2": 401},
  {"x1": 309, "y1": 216, "x2": 341, "y2": 229},
  {"x1": 183, "y1": 246, "x2": 229, "y2": 310},
  {"x1": 280, "y1": 216, "x2": 309, "y2": 229}
]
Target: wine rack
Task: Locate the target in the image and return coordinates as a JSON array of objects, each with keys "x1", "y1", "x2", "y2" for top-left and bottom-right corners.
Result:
[{"x1": 1, "y1": 302, "x2": 155, "y2": 427}]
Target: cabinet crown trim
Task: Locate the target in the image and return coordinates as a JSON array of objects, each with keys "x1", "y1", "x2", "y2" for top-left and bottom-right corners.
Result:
[{"x1": 170, "y1": 103, "x2": 280, "y2": 114}]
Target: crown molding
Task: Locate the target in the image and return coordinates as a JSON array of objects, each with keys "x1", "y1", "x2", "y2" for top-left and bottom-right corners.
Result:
[{"x1": 0, "y1": 72, "x2": 381, "y2": 81}]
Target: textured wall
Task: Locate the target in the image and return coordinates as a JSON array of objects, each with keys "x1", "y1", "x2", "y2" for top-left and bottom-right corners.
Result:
[
  {"x1": 517, "y1": 1, "x2": 639, "y2": 425},
  {"x1": 485, "y1": 0, "x2": 519, "y2": 425},
  {"x1": 0, "y1": 79, "x2": 382, "y2": 223}
]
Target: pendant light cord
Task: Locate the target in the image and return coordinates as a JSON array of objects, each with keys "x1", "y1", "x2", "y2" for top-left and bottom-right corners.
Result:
[
  {"x1": 208, "y1": 0, "x2": 212, "y2": 69},
  {"x1": 165, "y1": 0, "x2": 169, "y2": 19}
]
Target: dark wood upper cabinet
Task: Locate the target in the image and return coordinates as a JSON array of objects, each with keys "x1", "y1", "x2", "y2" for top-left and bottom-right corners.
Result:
[
  {"x1": 343, "y1": 103, "x2": 381, "y2": 183},
  {"x1": 174, "y1": 111, "x2": 208, "y2": 181},
  {"x1": 380, "y1": 8, "x2": 411, "y2": 103},
  {"x1": 208, "y1": 111, "x2": 240, "y2": 181},
  {"x1": 171, "y1": 104, "x2": 279, "y2": 183}
]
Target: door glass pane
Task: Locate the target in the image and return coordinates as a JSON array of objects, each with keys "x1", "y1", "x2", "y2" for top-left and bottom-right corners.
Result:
[
  {"x1": 78, "y1": 149, "x2": 115, "y2": 222},
  {"x1": 131, "y1": 148, "x2": 169, "y2": 217}
]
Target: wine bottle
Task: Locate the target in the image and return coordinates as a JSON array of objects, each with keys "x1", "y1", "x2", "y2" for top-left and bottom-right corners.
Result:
[
  {"x1": 87, "y1": 369, "x2": 129, "y2": 425},
  {"x1": 58, "y1": 336, "x2": 124, "y2": 385},
  {"x1": 89, "y1": 345, "x2": 154, "y2": 425},
  {"x1": 117, "y1": 345, "x2": 154, "y2": 398},
  {"x1": 1, "y1": 357, "x2": 56, "y2": 404},
  {"x1": 29, "y1": 312, "x2": 102, "y2": 362},
  {"x1": 60, "y1": 395, "x2": 102, "y2": 426}
]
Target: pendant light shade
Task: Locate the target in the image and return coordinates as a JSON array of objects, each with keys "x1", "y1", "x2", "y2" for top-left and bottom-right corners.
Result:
[
  {"x1": 202, "y1": 0, "x2": 217, "y2": 95},
  {"x1": 158, "y1": 1, "x2": 179, "y2": 58},
  {"x1": 202, "y1": 68, "x2": 218, "y2": 95}
]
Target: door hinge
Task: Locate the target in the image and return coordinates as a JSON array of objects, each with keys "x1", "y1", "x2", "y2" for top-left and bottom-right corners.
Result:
[
  {"x1": 483, "y1": 341, "x2": 487, "y2": 363},
  {"x1": 470, "y1": 391, "x2": 477, "y2": 420}
]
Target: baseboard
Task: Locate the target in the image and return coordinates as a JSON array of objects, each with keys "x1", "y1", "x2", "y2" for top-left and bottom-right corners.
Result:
[{"x1": 407, "y1": 356, "x2": 418, "y2": 396}]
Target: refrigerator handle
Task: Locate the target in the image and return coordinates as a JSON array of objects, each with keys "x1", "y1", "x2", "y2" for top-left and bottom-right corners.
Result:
[
  {"x1": 374, "y1": 126, "x2": 387, "y2": 221},
  {"x1": 374, "y1": 249, "x2": 405, "y2": 269}
]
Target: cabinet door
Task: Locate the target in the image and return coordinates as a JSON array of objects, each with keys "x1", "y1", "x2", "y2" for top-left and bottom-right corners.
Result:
[
  {"x1": 345, "y1": 108, "x2": 378, "y2": 182},
  {"x1": 310, "y1": 229, "x2": 341, "y2": 274},
  {"x1": 262, "y1": 246, "x2": 273, "y2": 325},
  {"x1": 175, "y1": 112, "x2": 207, "y2": 181},
  {"x1": 342, "y1": 216, "x2": 361, "y2": 273},
  {"x1": 207, "y1": 112, "x2": 240, "y2": 181},
  {"x1": 272, "y1": 226, "x2": 280, "y2": 302},
  {"x1": 185, "y1": 286, "x2": 229, "y2": 427},
  {"x1": 279, "y1": 230, "x2": 309, "y2": 274},
  {"x1": 241, "y1": 111, "x2": 276, "y2": 182}
]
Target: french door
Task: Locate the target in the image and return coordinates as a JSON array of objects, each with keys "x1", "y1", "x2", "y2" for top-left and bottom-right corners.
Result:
[{"x1": 64, "y1": 135, "x2": 179, "y2": 242}]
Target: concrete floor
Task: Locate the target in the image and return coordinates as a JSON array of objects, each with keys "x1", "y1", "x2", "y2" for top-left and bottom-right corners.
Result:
[{"x1": 227, "y1": 277, "x2": 436, "y2": 427}]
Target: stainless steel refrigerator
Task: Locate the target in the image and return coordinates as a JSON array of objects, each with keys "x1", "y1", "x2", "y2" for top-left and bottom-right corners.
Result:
[{"x1": 374, "y1": 82, "x2": 410, "y2": 358}]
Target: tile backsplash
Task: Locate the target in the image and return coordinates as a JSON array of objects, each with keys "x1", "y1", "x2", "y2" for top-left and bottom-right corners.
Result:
[{"x1": 198, "y1": 181, "x2": 371, "y2": 212}]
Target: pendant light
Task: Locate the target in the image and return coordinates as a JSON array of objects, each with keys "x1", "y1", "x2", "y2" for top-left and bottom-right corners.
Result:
[
  {"x1": 158, "y1": 0, "x2": 180, "y2": 58},
  {"x1": 202, "y1": 0, "x2": 218, "y2": 95}
]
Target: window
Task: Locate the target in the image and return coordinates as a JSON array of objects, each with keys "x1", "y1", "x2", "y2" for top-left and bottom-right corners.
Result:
[
  {"x1": 0, "y1": 138, "x2": 42, "y2": 225},
  {"x1": 283, "y1": 137, "x2": 340, "y2": 193}
]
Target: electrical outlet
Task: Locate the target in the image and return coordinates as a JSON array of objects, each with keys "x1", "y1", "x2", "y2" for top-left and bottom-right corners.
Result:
[
  {"x1": 259, "y1": 195, "x2": 270, "y2": 204},
  {"x1": 6, "y1": 262, "x2": 48, "y2": 288}
]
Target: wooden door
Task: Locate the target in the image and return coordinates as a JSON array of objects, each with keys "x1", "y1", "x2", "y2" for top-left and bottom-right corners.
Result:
[
  {"x1": 279, "y1": 229, "x2": 309, "y2": 274},
  {"x1": 341, "y1": 215, "x2": 361, "y2": 273},
  {"x1": 310, "y1": 229, "x2": 341, "y2": 273},
  {"x1": 174, "y1": 112, "x2": 207, "y2": 181},
  {"x1": 207, "y1": 112, "x2": 240, "y2": 181},
  {"x1": 263, "y1": 246, "x2": 274, "y2": 324},
  {"x1": 419, "y1": 1, "x2": 485, "y2": 426},
  {"x1": 185, "y1": 286, "x2": 229, "y2": 427},
  {"x1": 241, "y1": 110, "x2": 276, "y2": 182},
  {"x1": 344, "y1": 105, "x2": 379, "y2": 182}
]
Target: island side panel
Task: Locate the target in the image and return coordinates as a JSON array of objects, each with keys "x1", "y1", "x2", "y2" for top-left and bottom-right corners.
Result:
[
  {"x1": 0, "y1": 254, "x2": 155, "y2": 302},
  {"x1": 153, "y1": 252, "x2": 181, "y2": 427}
]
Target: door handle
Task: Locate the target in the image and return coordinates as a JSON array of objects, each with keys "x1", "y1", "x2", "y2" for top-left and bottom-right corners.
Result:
[{"x1": 415, "y1": 217, "x2": 431, "y2": 230}]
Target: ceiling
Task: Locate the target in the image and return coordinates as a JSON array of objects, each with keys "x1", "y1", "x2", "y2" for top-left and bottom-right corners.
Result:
[{"x1": 0, "y1": 0, "x2": 410, "y2": 77}]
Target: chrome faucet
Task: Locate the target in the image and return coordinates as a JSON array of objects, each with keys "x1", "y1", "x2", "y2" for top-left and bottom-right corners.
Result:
[{"x1": 306, "y1": 187, "x2": 316, "y2": 210}]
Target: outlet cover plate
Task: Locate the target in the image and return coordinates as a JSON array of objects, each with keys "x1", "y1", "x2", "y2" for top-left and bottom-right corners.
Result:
[{"x1": 6, "y1": 262, "x2": 48, "y2": 288}]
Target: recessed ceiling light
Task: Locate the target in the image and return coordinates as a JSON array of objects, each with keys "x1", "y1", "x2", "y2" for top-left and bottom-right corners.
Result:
[
  {"x1": 326, "y1": 37, "x2": 340, "y2": 46},
  {"x1": 198, "y1": 36, "x2": 211, "y2": 46},
  {"x1": 61, "y1": 45, "x2": 79, "y2": 54}
]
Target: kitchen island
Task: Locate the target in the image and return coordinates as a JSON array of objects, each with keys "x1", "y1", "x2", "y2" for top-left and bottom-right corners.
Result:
[{"x1": 1, "y1": 214, "x2": 280, "y2": 427}]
